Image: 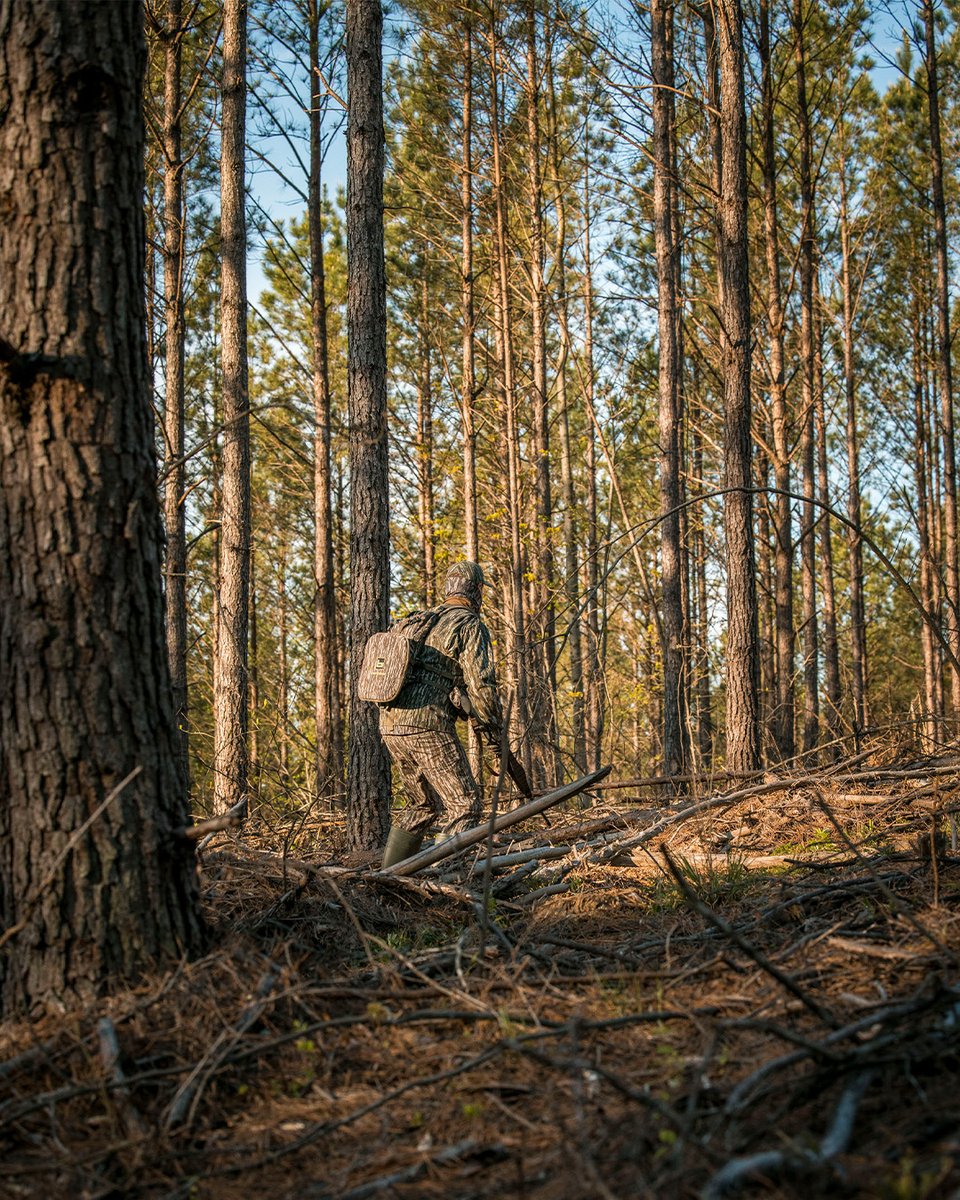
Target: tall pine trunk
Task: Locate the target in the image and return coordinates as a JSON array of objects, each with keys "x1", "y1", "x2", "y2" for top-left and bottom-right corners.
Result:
[
  {"x1": 838, "y1": 128, "x2": 868, "y2": 743},
  {"x1": 652, "y1": 0, "x2": 687, "y2": 779},
  {"x1": 923, "y1": 0, "x2": 960, "y2": 726},
  {"x1": 310, "y1": 0, "x2": 344, "y2": 802},
  {"x1": 214, "y1": 0, "x2": 250, "y2": 815},
  {"x1": 814, "y1": 271, "x2": 841, "y2": 759},
  {"x1": 489, "y1": 11, "x2": 533, "y2": 779},
  {"x1": 759, "y1": 0, "x2": 795, "y2": 763},
  {"x1": 346, "y1": 0, "x2": 391, "y2": 848},
  {"x1": 582, "y1": 150, "x2": 605, "y2": 770},
  {"x1": 525, "y1": 2, "x2": 559, "y2": 785},
  {"x1": 460, "y1": 18, "x2": 479, "y2": 564},
  {"x1": 162, "y1": 0, "x2": 189, "y2": 782},
  {"x1": 716, "y1": 0, "x2": 759, "y2": 773},
  {"x1": 547, "y1": 17, "x2": 586, "y2": 773},
  {"x1": 794, "y1": 0, "x2": 818, "y2": 762},
  {"x1": 0, "y1": 0, "x2": 203, "y2": 1014}
]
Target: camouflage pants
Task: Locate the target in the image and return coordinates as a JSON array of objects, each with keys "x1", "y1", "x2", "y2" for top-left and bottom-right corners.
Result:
[{"x1": 382, "y1": 729, "x2": 481, "y2": 836}]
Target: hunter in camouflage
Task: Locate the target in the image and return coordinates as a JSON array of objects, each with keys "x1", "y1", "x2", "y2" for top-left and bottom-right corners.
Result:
[{"x1": 379, "y1": 561, "x2": 504, "y2": 867}]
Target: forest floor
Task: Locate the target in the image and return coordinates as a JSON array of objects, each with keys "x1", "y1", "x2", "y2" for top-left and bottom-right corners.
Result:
[{"x1": 3, "y1": 749, "x2": 960, "y2": 1199}]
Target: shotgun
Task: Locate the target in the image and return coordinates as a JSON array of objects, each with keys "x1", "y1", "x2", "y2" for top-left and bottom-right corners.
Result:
[{"x1": 450, "y1": 687, "x2": 533, "y2": 797}]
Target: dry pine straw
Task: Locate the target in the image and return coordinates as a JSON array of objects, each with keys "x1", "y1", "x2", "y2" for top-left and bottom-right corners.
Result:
[{"x1": 2, "y1": 766, "x2": 960, "y2": 1198}]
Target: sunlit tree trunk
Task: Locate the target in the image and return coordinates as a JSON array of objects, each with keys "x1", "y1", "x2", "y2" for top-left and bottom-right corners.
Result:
[
  {"x1": 759, "y1": 0, "x2": 794, "y2": 763},
  {"x1": 346, "y1": 0, "x2": 391, "y2": 848},
  {"x1": 582, "y1": 149, "x2": 605, "y2": 770},
  {"x1": 716, "y1": 0, "x2": 759, "y2": 774},
  {"x1": 814, "y1": 271, "x2": 841, "y2": 760},
  {"x1": 794, "y1": 0, "x2": 818, "y2": 762},
  {"x1": 417, "y1": 276, "x2": 436, "y2": 607},
  {"x1": 913, "y1": 300, "x2": 940, "y2": 748},
  {"x1": 838, "y1": 127, "x2": 868, "y2": 743},
  {"x1": 923, "y1": 0, "x2": 960, "y2": 727},
  {"x1": 652, "y1": 0, "x2": 687, "y2": 779},
  {"x1": 489, "y1": 10, "x2": 532, "y2": 779},
  {"x1": 524, "y1": 2, "x2": 559, "y2": 784},
  {"x1": 161, "y1": 0, "x2": 189, "y2": 782},
  {"x1": 310, "y1": 0, "x2": 344, "y2": 802},
  {"x1": 460, "y1": 17, "x2": 479, "y2": 564},
  {"x1": 213, "y1": 0, "x2": 250, "y2": 815},
  {"x1": 547, "y1": 16, "x2": 585, "y2": 774},
  {"x1": 0, "y1": 0, "x2": 203, "y2": 1013},
  {"x1": 278, "y1": 535, "x2": 290, "y2": 778}
]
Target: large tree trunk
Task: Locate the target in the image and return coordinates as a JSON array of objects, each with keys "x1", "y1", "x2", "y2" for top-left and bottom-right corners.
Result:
[
  {"x1": 310, "y1": 0, "x2": 344, "y2": 802},
  {"x1": 0, "y1": 0, "x2": 203, "y2": 1014},
  {"x1": 162, "y1": 0, "x2": 189, "y2": 782},
  {"x1": 547, "y1": 20, "x2": 585, "y2": 775},
  {"x1": 794, "y1": 0, "x2": 818, "y2": 762},
  {"x1": 582, "y1": 153, "x2": 605, "y2": 771},
  {"x1": 652, "y1": 0, "x2": 688, "y2": 780},
  {"x1": 460, "y1": 18, "x2": 479, "y2": 565},
  {"x1": 524, "y1": 1, "x2": 559, "y2": 786},
  {"x1": 716, "y1": 0, "x2": 759, "y2": 774},
  {"x1": 213, "y1": 0, "x2": 250, "y2": 815},
  {"x1": 489, "y1": 11, "x2": 533, "y2": 781},
  {"x1": 758, "y1": 0, "x2": 795, "y2": 763},
  {"x1": 346, "y1": 0, "x2": 391, "y2": 848},
  {"x1": 922, "y1": 0, "x2": 960, "y2": 727}
]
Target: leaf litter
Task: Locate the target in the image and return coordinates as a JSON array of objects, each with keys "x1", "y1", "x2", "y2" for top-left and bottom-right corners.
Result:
[{"x1": 2, "y1": 747, "x2": 960, "y2": 1198}]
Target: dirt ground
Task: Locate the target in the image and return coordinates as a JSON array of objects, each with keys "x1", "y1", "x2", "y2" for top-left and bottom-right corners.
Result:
[{"x1": 3, "y1": 750, "x2": 960, "y2": 1199}]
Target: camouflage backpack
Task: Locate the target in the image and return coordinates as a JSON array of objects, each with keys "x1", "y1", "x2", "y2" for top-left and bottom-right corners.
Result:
[{"x1": 356, "y1": 609, "x2": 445, "y2": 705}]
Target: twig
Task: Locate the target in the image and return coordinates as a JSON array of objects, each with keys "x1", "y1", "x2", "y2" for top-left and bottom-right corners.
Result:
[
  {"x1": 310, "y1": 1139, "x2": 505, "y2": 1200},
  {"x1": 180, "y1": 796, "x2": 247, "y2": 841},
  {"x1": 704, "y1": 1070, "x2": 874, "y2": 1198},
  {"x1": 813, "y1": 788, "x2": 958, "y2": 966},
  {"x1": 97, "y1": 1017, "x2": 147, "y2": 1136},
  {"x1": 164, "y1": 961, "x2": 280, "y2": 1130},
  {"x1": 661, "y1": 846, "x2": 838, "y2": 1028}
]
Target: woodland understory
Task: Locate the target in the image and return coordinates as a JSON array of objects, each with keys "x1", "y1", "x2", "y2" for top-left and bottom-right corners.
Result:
[{"x1": 3, "y1": 747, "x2": 960, "y2": 1200}]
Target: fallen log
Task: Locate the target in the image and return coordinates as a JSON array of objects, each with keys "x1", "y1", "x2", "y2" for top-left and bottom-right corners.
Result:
[{"x1": 380, "y1": 766, "x2": 612, "y2": 877}]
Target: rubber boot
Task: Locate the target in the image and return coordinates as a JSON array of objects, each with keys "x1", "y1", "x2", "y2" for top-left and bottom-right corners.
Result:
[{"x1": 381, "y1": 826, "x2": 424, "y2": 869}]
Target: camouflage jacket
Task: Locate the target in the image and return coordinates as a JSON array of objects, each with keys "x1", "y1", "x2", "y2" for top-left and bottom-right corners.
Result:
[{"x1": 378, "y1": 599, "x2": 503, "y2": 739}]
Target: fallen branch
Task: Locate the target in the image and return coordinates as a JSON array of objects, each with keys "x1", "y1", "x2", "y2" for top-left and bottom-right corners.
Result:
[
  {"x1": 704, "y1": 1070, "x2": 874, "y2": 1199},
  {"x1": 179, "y1": 797, "x2": 247, "y2": 841},
  {"x1": 165, "y1": 961, "x2": 281, "y2": 1131},
  {"x1": 381, "y1": 766, "x2": 612, "y2": 877},
  {"x1": 661, "y1": 846, "x2": 838, "y2": 1028},
  {"x1": 317, "y1": 1139, "x2": 506, "y2": 1200}
]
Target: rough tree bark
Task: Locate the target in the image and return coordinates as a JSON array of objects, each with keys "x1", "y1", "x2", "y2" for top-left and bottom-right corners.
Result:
[
  {"x1": 310, "y1": 0, "x2": 344, "y2": 801},
  {"x1": 922, "y1": 0, "x2": 960, "y2": 725},
  {"x1": 346, "y1": 0, "x2": 391, "y2": 848},
  {"x1": 161, "y1": 0, "x2": 189, "y2": 782},
  {"x1": 489, "y1": 10, "x2": 533, "y2": 781},
  {"x1": 546, "y1": 15, "x2": 586, "y2": 774},
  {"x1": 652, "y1": 0, "x2": 688, "y2": 779},
  {"x1": 525, "y1": 1, "x2": 559, "y2": 786},
  {"x1": 213, "y1": 0, "x2": 250, "y2": 815},
  {"x1": 838, "y1": 127, "x2": 868, "y2": 743},
  {"x1": 582, "y1": 148, "x2": 605, "y2": 771},
  {"x1": 814, "y1": 271, "x2": 841, "y2": 759},
  {"x1": 716, "y1": 0, "x2": 760, "y2": 773},
  {"x1": 0, "y1": 0, "x2": 203, "y2": 1014},
  {"x1": 794, "y1": 0, "x2": 818, "y2": 761},
  {"x1": 759, "y1": 0, "x2": 795, "y2": 762}
]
